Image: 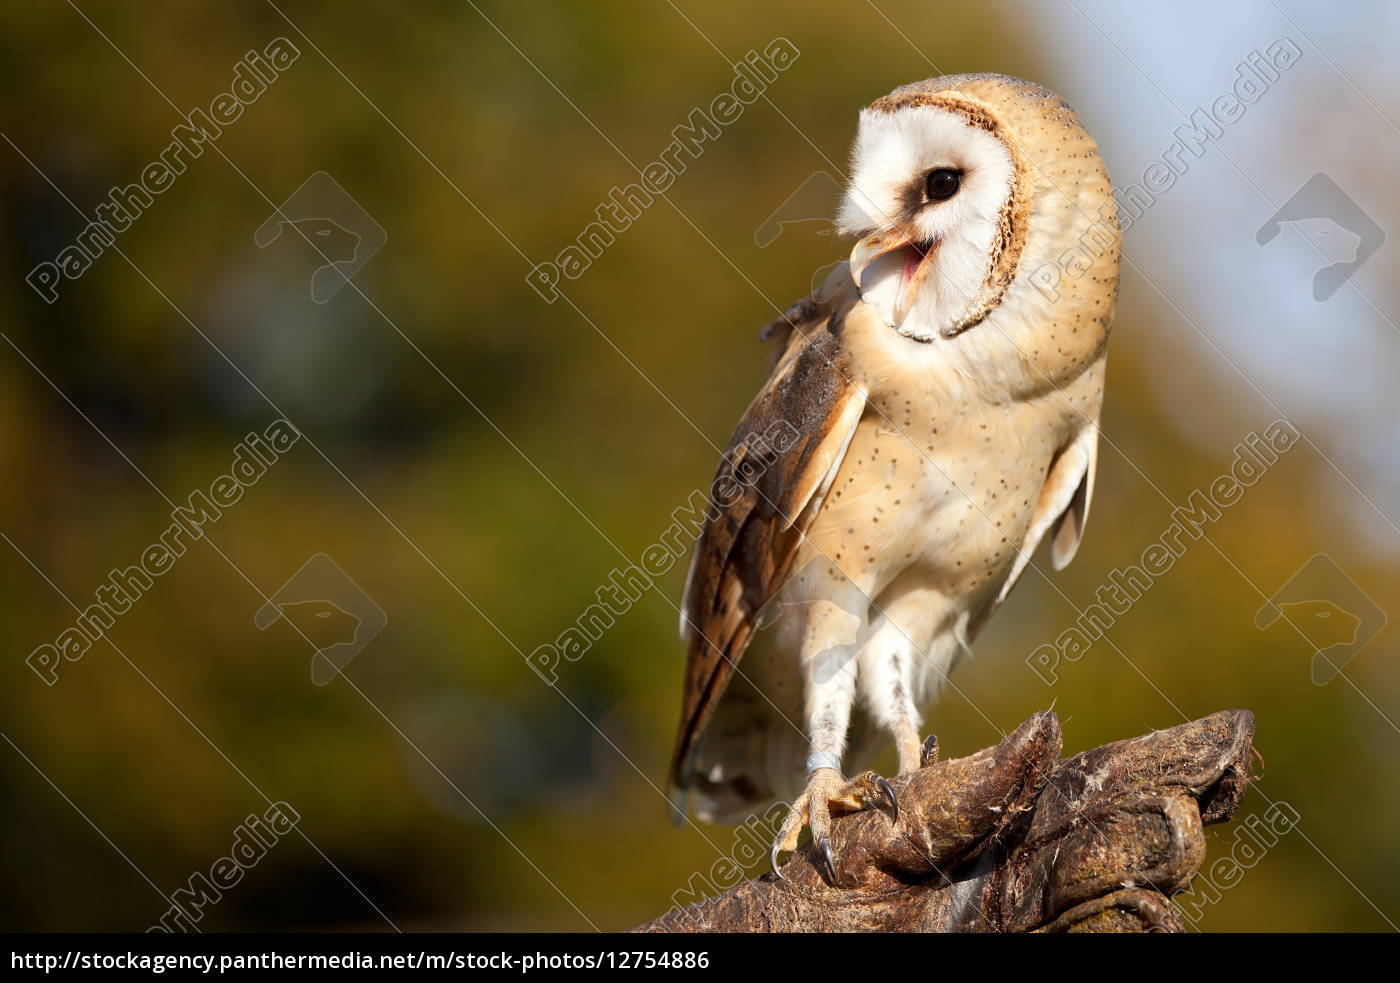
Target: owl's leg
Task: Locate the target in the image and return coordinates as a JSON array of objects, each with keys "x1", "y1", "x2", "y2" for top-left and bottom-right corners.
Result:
[
  {"x1": 859, "y1": 615, "x2": 928, "y2": 775},
  {"x1": 769, "y1": 767, "x2": 841, "y2": 880},
  {"x1": 770, "y1": 612, "x2": 896, "y2": 881},
  {"x1": 895, "y1": 718, "x2": 924, "y2": 774}
]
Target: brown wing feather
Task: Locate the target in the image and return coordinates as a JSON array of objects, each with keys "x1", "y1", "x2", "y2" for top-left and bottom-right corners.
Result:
[{"x1": 670, "y1": 278, "x2": 865, "y2": 789}]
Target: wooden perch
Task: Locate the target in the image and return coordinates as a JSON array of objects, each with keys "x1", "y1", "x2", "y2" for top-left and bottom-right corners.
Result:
[{"x1": 637, "y1": 708, "x2": 1256, "y2": 933}]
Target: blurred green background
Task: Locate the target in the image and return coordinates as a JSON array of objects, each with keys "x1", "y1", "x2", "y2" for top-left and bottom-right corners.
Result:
[{"x1": 1, "y1": 0, "x2": 1396, "y2": 932}]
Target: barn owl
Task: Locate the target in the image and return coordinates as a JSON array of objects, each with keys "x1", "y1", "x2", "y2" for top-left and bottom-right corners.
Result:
[{"x1": 669, "y1": 74, "x2": 1120, "y2": 878}]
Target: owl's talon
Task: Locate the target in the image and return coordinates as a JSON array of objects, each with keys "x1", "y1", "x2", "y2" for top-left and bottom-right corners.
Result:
[
  {"x1": 768, "y1": 780, "x2": 818, "y2": 880},
  {"x1": 768, "y1": 766, "x2": 897, "y2": 883},
  {"x1": 876, "y1": 776, "x2": 899, "y2": 825},
  {"x1": 817, "y1": 835, "x2": 836, "y2": 882},
  {"x1": 921, "y1": 734, "x2": 940, "y2": 767},
  {"x1": 830, "y1": 770, "x2": 897, "y2": 824}
]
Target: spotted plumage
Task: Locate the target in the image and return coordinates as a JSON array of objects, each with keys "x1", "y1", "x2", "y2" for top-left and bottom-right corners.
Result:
[{"x1": 669, "y1": 74, "x2": 1120, "y2": 870}]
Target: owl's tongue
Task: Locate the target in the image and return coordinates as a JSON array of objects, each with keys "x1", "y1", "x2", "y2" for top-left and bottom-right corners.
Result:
[
  {"x1": 849, "y1": 231, "x2": 937, "y2": 327},
  {"x1": 896, "y1": 242, "x2": 931, "y2": 320},
  {"x1": 901, "y1": 246, "x2": 922, "y2": 289}
]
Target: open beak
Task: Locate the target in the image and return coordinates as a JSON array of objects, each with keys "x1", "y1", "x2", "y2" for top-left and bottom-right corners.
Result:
[{"x1": 849, "y1": 229, "x2": 937, "y2": 325}]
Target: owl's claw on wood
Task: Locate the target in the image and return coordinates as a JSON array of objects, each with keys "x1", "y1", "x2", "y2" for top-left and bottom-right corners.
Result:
[
  {"x1": 876, "y1": 776, "x2": 899, "y2": 825},
  {"x1": 817, "y1": 836, "x2": 837, "y2": 882},
  {"x1": 830, "y1": 770, "x2": 901, "y2": 828},
  {"x1": 770, "y1": 768, "x2": 901, "y2": 884},
  {"x1": 769, "y1": 767, "x2": 841, "y2": 883},
  {"x1": 769, "y1": 839, "x2": 786, "y2": 881},
  {"x1": 771, "y1": 830, "x2": 838, "y2": 884},
  {"x1": 920, "y1": 734, "x2": 940, "y2": 767}
]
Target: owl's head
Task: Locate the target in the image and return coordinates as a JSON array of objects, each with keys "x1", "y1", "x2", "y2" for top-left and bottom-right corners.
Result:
[{"x1": 838, "y1": 74, "x2": 1118, "y2": 348}]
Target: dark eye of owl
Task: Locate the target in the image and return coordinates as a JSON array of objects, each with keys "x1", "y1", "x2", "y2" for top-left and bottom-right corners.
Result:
[{"x1": 925, "y1": 168, "x2": 962, "y2": 202}]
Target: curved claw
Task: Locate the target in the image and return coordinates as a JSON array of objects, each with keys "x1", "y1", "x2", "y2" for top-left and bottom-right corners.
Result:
[
  {"x1": 817, "y1": 835, "x2": 837, "y2": 883},
  {"x1": 769, "y1": 840, "x2": 786, "y2": 881},
  {"x1": 876, "y1": 776, "x2": 899, "y2": 825},
  {"x1": 920, "y1": 733, "x2": 941, "y2": 767}
]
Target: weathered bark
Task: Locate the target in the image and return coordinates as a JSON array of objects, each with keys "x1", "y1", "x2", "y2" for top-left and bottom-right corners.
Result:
[{"x1": 638, "y1": 709, "x2": 1255, "y2": 933}]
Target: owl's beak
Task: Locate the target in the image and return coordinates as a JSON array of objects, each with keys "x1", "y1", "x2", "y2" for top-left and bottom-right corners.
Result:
[{"x1": 849, "y1": 230, "x2": 937, "y2": 325}]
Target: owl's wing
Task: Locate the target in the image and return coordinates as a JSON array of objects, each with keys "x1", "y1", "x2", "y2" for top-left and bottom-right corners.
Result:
[
  {"x1": 670, "y1": 285, "x2": 865, "y2": 791},
  {"x1": 977, "y1": 420, "x2": 1099, "y2": 631}
]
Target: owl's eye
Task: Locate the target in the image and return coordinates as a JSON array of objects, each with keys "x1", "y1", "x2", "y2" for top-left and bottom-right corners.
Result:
[{"x1": 925, "y1": 168, "x2": 962, "y2": 202}]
